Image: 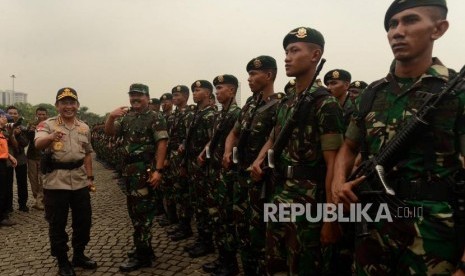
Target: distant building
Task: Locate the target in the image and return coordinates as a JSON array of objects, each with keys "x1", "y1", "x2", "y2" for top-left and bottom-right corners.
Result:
[{"x1": 0, "y1": 90, "x2": 28, "y2": 105}]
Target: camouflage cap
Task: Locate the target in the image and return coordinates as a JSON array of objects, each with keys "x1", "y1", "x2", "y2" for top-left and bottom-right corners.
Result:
[
  {"x1": 246, "y1": 55, "x2": 277, "y2": 72},
  {"x1": 150, "y1": 98, "x2": 160, "y2": 104},
  {"x1": 191, "y1": 80, "x2": 213, "y2": 92},
  {"x1": 56, "y1": 87, "x2": 78, "y2": 102},
  {"x1": 384, "y1": 0, "x2": 447, "y2": 31},
  {"x1": 349, "y1": 80, "x2": 368, "y2": 90},
  {"x1": 171, "y1": 85, "x2": 189, "y2": 94},
  {"x1": 283, "y1": 27, "x2": 325, "y2": 49},
  {"x1": 324, "y1": 69, "x2": 351, "y2": 85},
  {"x1": 128, "y1": 83, "x2": 149, "y2": 95},
  {"x1": 213, "y1": 74, "x2": 238, "y2": 88},
  {"x1": 160, "y1": 93, "x2": 173, "y2": 101}
]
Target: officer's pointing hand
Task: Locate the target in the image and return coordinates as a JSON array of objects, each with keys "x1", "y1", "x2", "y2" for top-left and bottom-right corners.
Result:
[{"x1": 109, "y1": 106, "x2": 129, "y2": 119}]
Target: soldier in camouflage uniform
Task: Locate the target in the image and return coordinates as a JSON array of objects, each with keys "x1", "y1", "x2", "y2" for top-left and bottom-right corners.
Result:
[
  {"x1": 105, "y1": 83, "x2": 168, "y2": 272},
  {"x1": 223, "y1": 56, "x2": 283, "y2": 275},
  {"x1": 182, "y1": 80, "x2": 216, "y2": 258},
  {"x1": 324, "y1": 69, "x2": 355, "y2": 129},
  {"x1": 149, "y1": 98, "x2": 160, "y2": 112},
  {"x1": 157, "y1": 93, "x2": 178, "y2": 227},
  {"x1": 333, "y1": 1, "x2": 465, "y2": 275},
  {"x1": 197, "y1": 74, "x2": 241, "y2": 275},
  {"x1": 348, "y1": 80, "x2": 367, "y2": 102},
  {"x1": 167, "y1": 85, "x2": 196, "y2": 242},
  {"x1": 251, "y1": 27, "x2": 344, "y2": 275}
]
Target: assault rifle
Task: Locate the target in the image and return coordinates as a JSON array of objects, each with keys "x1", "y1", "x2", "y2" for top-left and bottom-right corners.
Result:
[
  {"x1": 206, "y1": 97, "x2": 234, "y2": 161},
  {"x1": 264, "y1": 58, "x2": 326, "y2": 198},
  {"x1": 350, "y1": 66, "x2": 465, "y2": 237},
  {"x1": 232, "y1": 92, "x2": 263, "y2": 167},
  {"x1": 181, "y1": 106, "x2": 199, "y2": 173}
]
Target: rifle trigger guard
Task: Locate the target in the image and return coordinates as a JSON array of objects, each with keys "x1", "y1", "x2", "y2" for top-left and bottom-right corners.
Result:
[{"x1": 375, "y1": 165, "x2": 396, "y2": 196}]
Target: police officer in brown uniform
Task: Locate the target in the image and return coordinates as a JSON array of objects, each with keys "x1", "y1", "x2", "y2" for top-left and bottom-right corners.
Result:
[{"x1": 35, "y1": 88, "x2": 97, "y2": 276}]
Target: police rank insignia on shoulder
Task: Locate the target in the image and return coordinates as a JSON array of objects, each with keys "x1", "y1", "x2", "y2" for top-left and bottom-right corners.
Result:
[
  {"x1": 253, "y1": 59, "x2": 262, "y2": 69},
  {"x1": 332, "y1": 70, "x2": 340, "y2": 79}
]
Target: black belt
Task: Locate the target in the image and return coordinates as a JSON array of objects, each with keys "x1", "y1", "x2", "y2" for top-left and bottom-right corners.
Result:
[
  {"x1": 50, "y1": 159, "x2": 84, "y2": 170},
  {"x1": 393, "y1": 177, "x2": 451, "y2": 202},
  {"x1": 275, "y1": 164, "x2": 324, "y2": 181}
]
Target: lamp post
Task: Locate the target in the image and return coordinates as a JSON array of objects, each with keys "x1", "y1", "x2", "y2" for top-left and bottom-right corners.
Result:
[{"x1": 10, "y1": 74, "x2": 16, "y2": 92}]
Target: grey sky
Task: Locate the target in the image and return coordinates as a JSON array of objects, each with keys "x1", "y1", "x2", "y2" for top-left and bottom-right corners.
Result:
[{"x1": 1, "y1": 0, "x2": 464, "y2": 115}]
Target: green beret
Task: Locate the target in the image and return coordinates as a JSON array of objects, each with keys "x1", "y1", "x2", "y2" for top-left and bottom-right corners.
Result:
[
  {"x1": 56, "y1": 87, "x2": 78, "y2": 102},
  {"x1": 128, "y1": 83, "x2": 149, "y2": 95},
  {"x1": 284, "y1": 79, "x2": 296, "y2": 94},
  {"x1": 213, "y1": 74, "x2": 238, "y2": 87},
  {"x1": 283, "y1": 27, "x2": 325, "y2": 49},
  {"x1": 324, "y1": 69, "x2": 351, "y2": 85},
  {"x1": 160, "y1": 93, "x2": 173, "y2": 101},
  {"x1": 384, "y1": 0, "x2": 447, "y2": 31},
  {"x1": 349, "y1": 81, "x2": 368, "y2": 90},
  {"x1": 246, "y1": 55, "x2": 277, "y2": 72},
  {"x1": 171, "y1": 85, "x2": 189, "y2": 94},
  {"x1": 191, "y1": 80, "x2": 213, "y2": 92},
  {"x1": 150, "y1": 98, "x2": 160, "y2": 104}
]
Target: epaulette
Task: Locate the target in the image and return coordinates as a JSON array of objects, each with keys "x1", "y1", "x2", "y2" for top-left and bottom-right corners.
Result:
[{"x1": 189, "y1": 104, "x2": 197, "y2": 111}]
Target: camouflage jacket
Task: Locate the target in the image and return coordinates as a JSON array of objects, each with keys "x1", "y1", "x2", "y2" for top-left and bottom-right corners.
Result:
[
  {"x1": 233, "y1": 92, "x2": 284, "y2": 168},
  {"x1": 114, "y1": 107, "x2": 168, "y2": 162},
  {"x1": 210, "y1": 103, "x2": 241, "y2": 170},
  {"x1": 273, "y1": 86, "x2": 344, "y2": 168},
  {"x1": 185, "y1": 105, "x2": 215, "y2": 161},
  {"x1": 346, "y1": 58, "x2": 465, "y2": 180}
]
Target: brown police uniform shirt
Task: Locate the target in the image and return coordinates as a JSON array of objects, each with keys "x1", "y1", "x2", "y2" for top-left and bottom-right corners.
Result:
[{"x1": 35, "y1": 116, "x2": 93, "y2": 190}]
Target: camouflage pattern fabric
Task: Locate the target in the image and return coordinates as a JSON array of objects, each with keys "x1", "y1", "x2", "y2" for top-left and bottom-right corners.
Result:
[
  {"x1": 266, "y1": 86, "x2": 344, "y2": 275},
  {"x1": 345, "y1": 59, "x2": 465, "y2": 275}
]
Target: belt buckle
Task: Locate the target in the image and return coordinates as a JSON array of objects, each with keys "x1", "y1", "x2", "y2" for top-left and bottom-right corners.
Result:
[{"x1": 287, "y1": 166, "x2": 294, "y2": 179}]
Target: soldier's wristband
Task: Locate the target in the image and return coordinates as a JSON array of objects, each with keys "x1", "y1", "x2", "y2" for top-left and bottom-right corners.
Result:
[
  {"x1": 153, "y1": 168, "x2": 164, "y2": 174},
  {"x1": 87, "y1": 175, "x2": 95, "y2": 181}
]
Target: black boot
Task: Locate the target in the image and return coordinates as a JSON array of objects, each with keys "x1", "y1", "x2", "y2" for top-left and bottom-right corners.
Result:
[
  {"x1": 72, "y1": 251, "x2": 97, "y2": 269},
  {"x1": 169, "y1": 224, "x2": 193, "y2": 241},
  {"x1": 166, "y1": 225, "x2": 181, "y2": 235},
  {"x1": 184, "y1": 240, "x2": 202, "y2": 252},
  {"x1": 119, "y1": 248, "x2": 152, "y2": 272},
  {"x1": 211, "y1": 252, "x2": 239, "y2": 276},
  {"x1": 202, "y1": 256, "x2": 222, "y2": 273},
  {"x1": 127, "y1": 246, "x2": 156, "y2": 260},
  {"x1": 188, "y1": 241, "x2": 214, "y2": 258},
  {"x1": 57, "y1": 256, "x2": 76, "y2": 276}
]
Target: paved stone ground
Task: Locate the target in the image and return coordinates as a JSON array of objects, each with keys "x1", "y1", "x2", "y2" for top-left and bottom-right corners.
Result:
[{"x1": 0, "y1": 156, "x2": 221, "y2": 276}]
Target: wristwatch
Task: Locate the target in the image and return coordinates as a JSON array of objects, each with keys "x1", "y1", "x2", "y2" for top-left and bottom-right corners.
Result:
[
  {"x1": 153, "y1": 168, "x2": 164, "y2": 174},
  {"x1": 457, "y1": 260, "x2": 465, "y2": 273},
  {"x1": 87, "y1": 175, "x2": 95, "y2": 181}
]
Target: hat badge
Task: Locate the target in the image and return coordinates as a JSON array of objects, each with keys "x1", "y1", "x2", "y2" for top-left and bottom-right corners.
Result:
[
  {"x1": 195, "y1": 81, "x2": 201, "y2": 87},
  {"x1": 58, "y1": 88, "x2": 76, "y2": 100},
  {"x1": 253, "y1": 59, "x2": 262, "y2": 69},
  {"x1": 355, "y1": 81, "x2": 361, "y2": 87},
  {"x1": 289, "y1": 79, "x2": 295, "y2": 85},
  {"x1": 162, "y1": 95, "x2": 166, "y2": 100},
  {"x1": 176, "y1": 86, "x2": 181, "y2": 92},
  {"x1": 296, "y1": 27, "x2": 308, "y2": 39},
  {"x1": 218, "y1": 75, "x2": 224, "y2": 83},
  {"x1": 332, "y1": 71, "x2": 340, "y2": 79}
]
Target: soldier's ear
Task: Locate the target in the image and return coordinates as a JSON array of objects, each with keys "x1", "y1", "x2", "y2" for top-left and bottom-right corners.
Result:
[{"x1": 431, "y1": 19, "x2": 449, "y2": 40}]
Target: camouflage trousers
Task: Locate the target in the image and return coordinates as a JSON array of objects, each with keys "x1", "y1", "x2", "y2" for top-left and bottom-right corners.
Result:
[
  {"x1": 233, "y1": 171, "x2": 267, "y2": 275},
  {"x1": 266, "y1": 179, "x2": 322, "y2": 276},
  {"x1": 123, "y1": 162, "x2": 157, "y2": 251},
  {"x1": 354, "y1": 200, "x2": 458, "y2": 276},
  {"x1": 208, "y1": 167, "x2": 236, "y2": 253},
  {"x1": 169, "y1": 151, "x2": 192, "y2": 226},
  {"x1": 189, "y1": 161, "x2": 213, "y2": 240}
]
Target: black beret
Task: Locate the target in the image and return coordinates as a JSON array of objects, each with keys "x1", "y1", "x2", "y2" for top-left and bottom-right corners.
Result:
[
  {"x1": 128, "y1": 83, "x2": 149, "y2": 95},
  {"x1": 284, "y1": 79, "x2": 296, "y2": 94},
  {"x1": 349, "y1": 81, "x2": 368, "y2": 90},
  {"x1": 160, "y1": 93, "x2": 173, "y2": 101},
  {"x1": 283, "y1": 27, "x2": 325, "y2": 49},
  {"x1": 171, "y1": 85, "x2": 189, "y2": 94},
  {"x1": 213, "y1": 75, "x2": 238, "y2": 87},
  {"x1": 150, "y1": 98, "x2": 160, "y2": 104},
  {"x1": 56, "y1": 87, "x2": 78, "y2": 102},
  {"x1": 246, "y1": 55, "x2": 277, "y2": 72},
  {"x1": 324, "y1": 69, "x2": 351, "y2": 85},
  {"x1": 191, "y1": 80, "x2": 213, "y2": 92},
  {"x1": 384, "y1": 0, "x2": 447, "y2": 31}
]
